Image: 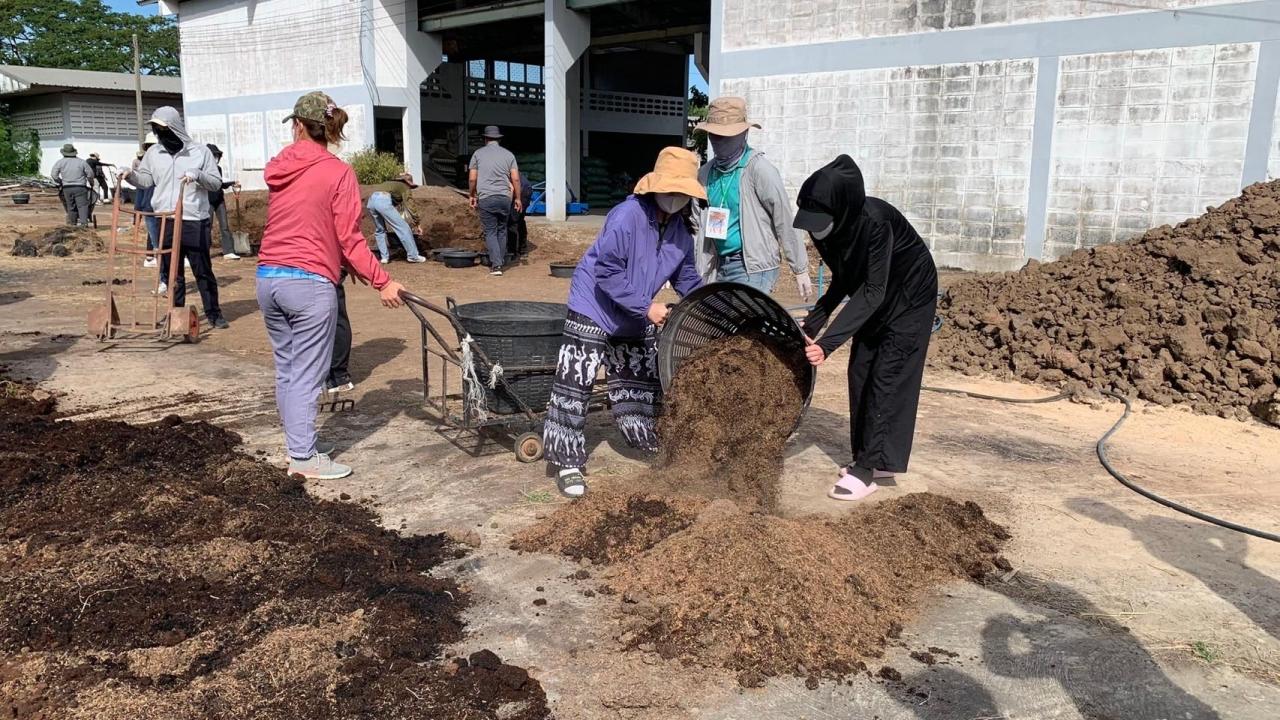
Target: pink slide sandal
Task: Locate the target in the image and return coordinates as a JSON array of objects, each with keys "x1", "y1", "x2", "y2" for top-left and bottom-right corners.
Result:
[{"x1": 828, "y1": 473, "x2": 880, "y2": 502}]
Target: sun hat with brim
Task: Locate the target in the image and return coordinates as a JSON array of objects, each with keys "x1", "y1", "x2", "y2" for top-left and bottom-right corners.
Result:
[
  {"x1": 632, "y1": 147, "x2": 707, "y2": 201},
  {"x1": 60, "y1": 144, "x2": 77, "y2": 157},
  {"x1": 695, "y1": 96, "x2": 762, "y2": 137},
  {"x1": 399, "y1": 172, "x2": 419, "y2": 189},
  {"x1": 483, "y1": 125, "x2": 503, "y2": 139},
  {"x1": 282, "y1": 91, "x2": 337, "y2": 124}
]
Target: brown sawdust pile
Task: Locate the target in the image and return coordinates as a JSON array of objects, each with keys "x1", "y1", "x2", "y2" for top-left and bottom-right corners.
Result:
[
  {"x1": 0, "y1": 386, "x2": 549, "y2": 720},
  {"x1": 514, "y1": 336, "x2": 1009, "y2": 685},
  {"x1": 930, "y1": 179, "x2": 1280, "y2": 424}
]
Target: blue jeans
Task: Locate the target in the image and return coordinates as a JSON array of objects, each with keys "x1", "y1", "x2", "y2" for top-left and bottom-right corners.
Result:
[
  {"x1": 367, "y1": 192, "x2": 421, "y2": 261},
  {"x1": 144, "y1": 215, "x2": 159, "y2": 251},
  {"x1": 717, "y1": 253, "x2": 780, "y2": 294},
  {"x1": 257, "y1": 275, "x2": 338, "y2": 459}
]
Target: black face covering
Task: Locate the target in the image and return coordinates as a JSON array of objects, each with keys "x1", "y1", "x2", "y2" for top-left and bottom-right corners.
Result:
[
  {"x1": 152, "y1": 124, "x2": 183, "y2": 154},
  {"x1": 796, "y1": 154, "x2": 867, "y2": 268}
]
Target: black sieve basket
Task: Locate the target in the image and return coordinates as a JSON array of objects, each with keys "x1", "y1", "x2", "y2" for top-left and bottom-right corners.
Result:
[
  {"x1": 453, "y1": 300, "x2": 567, "y2": 414},
  {"x1": 657, "y1": 282, "x2": 816, "y2": 413}
]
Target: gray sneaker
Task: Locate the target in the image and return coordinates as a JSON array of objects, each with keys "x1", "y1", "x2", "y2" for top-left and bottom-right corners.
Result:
[{"x1": 288, "y1": 453, "x2": 351, "y2": 480}]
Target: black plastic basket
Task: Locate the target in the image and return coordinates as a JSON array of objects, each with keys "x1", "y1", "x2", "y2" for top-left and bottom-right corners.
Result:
[
  {"x1": 658, "y1": 282, "x2": 815, "y2": 414},
  {"x1": 454, "y1": 301, "x2": 567, "y2": 415}
]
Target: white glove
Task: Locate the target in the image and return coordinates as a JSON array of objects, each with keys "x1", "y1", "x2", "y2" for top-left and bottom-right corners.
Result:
[
  {"x1": 182, "y1": 170, "x2": 199, "y2": 182},
  {"x1": 795, "y1": 271, "x2": 814, "y2": 302}
]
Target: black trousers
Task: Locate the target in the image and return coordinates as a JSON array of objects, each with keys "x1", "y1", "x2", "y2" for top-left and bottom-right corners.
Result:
[
  {"x1": 507, "y1": 208, "x2": 528, "y2": 256},
  {"x1": 328, "y1": 274, "x2": 351, "y2": 386},
  {"x1": 159, "y1": 219, "x2": 221, "y2": 321},
  {"x1": 848, "y1": 260, "x2": 938, "y2": 473}
]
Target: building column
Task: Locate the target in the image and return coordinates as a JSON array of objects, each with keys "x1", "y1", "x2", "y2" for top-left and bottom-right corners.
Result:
[
  {"x1": 545, "y1": 0, "x2": 590, "y2": 221},
  {"x1": 404, "y1": 30, "x2": 443, "y2": 183}
]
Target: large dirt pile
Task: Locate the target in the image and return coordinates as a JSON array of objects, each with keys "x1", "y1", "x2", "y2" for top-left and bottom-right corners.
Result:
[
  {"x1": 931, "y1": 180, "x2": 1280, "y2": 422},
  {"x1": 514, "y1": 336, "x2": 1009, "y2": 686},
  {"x1": 0, "y1": 390, "x2": 548, "y2": 720},
  {"x1": 10, "y1": 226, "x2": 104, "y2": 257},
  {"x1": 229, "y1": 185, "x2": 483, "y2": 254}
]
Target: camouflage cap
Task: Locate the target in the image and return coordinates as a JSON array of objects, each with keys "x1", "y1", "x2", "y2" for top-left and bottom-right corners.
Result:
[{"x1": 283, "y1": 91, "x2": 337, "y2": 124}]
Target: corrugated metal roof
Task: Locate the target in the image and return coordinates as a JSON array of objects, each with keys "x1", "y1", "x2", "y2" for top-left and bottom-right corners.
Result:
[{"x1": 0, "y1": 65, "x2": 181, "y2": 96}]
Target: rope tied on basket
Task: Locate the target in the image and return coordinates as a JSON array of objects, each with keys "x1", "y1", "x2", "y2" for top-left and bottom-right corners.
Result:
[{"x1": 459, "y1": 334, "x2": 490, "y2": 421}]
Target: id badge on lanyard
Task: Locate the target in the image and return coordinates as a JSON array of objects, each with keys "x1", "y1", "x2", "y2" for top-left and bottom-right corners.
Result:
[{"x1": 705, "y1": 206, "x2": 730, "y2": 240}]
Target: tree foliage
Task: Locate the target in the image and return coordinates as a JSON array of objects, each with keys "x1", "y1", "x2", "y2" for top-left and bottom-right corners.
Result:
[
  {"x1": 0, "y1": 119, "x2": 40, "y2": 176},
  {"x1": 0, "y1": 0, "x2": 179, "y2": 75},
  {"x1": 688, "y1": 85, "x2": 710, "y2": 162},
  {"x1": 347, "y1": 148, "x2": 405, "y2": 186}
]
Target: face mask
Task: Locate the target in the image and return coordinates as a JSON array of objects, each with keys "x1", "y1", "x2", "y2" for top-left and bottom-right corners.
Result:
[
  {"x1": 710, "y1": 132, "x2": 748, "y2": 170},
  {"x1": 809, "y1": 221, "x2": 834, "y2": 241},
  {"x1": 655, "y1": 193, "x2": 689, "y2": 214},
  {"x1": 152, "y1": 125, "x2": 182, "y2": 153}
]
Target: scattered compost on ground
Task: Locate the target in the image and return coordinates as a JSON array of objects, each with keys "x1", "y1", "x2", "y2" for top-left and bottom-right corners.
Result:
[
  {"x1": 515, "y1": 335, "x2": 1009, "y2": 686},
  {"x1": 0, "y1": 386, "x2": 549, "y2": 720},
  {"x1": 931, "y1": 180, "x2": 1280, "y2": 423},
  {"x1": 10, "y1": 226, "x2": 104, "y2": 257}
]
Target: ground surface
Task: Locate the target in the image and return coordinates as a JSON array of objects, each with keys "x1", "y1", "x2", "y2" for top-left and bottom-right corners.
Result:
[{"x1": 2, "y1": 195, "x2": 1279, "y2": 719}]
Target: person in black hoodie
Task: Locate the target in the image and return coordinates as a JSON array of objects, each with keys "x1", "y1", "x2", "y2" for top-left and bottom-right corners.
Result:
[{"x1": 792, "y1": 155, "x2": 938, "y2": 502}]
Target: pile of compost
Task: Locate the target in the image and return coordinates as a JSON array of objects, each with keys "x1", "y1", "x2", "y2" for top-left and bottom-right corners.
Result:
[
  {"x1": 653, "y1": 333, "x2": 808, "y2": 510},
  {"x1": 514, "y1": 336, "x2": 1010, "y2": 686},
  {"x1": 931, "y1": 180, "x2": 1280, "y2": 422},
  {"x1": 0, "y1": 389, "x2": 548, "y2": 720},
  {"x1": 10, "y1": 226, "x2": 104, "y2": 257}
]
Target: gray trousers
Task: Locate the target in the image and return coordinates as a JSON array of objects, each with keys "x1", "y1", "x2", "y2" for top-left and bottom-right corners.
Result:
[
  {"x1": 477, "y1": 195, "x2": 510, "y2": 268},
  {"x1": 257, "y1": 275, "x2": 338, "y2": 460},
  {"x1": 63, "y1": 185, "x2": 92, "y2": 226}
]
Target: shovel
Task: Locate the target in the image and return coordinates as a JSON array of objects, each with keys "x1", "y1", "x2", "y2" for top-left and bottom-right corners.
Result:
[{"x1": 231, "y1": 187, "x2": 252, "y2": 255}]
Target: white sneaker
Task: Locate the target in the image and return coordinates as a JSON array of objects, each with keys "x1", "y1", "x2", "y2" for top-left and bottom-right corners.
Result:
[
  {"x1": 490, "y1": 269, "x2": 503, "y2": 276},
  {"x1": 379, "y1": 258, "x2": 390, "y2": 265},
  {"x1": 183, "y1": 257, "x2": 191, "y2": 269},
  {"x1": 406, "y1": 255, "x2": 426, "y2": 264},
  {"x1": 222, "y1": 252, "x2": 241, "y2": 260},
  {"x1": 155, "y1": 282, "x2": 167, "y2": 296},
  {"x1": 143, "y1": 257, "x2": 157, "y2": 268}
]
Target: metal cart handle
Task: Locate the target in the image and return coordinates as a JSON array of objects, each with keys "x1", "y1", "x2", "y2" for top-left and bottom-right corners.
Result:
[{"x1": 399, "y1": 290, "x2": 465, "y2": 363}]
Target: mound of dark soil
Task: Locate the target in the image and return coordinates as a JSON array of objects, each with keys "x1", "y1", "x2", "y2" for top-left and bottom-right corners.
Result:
[
  {"x1": 11, "y1": 226, "x2": 104, "y2": 257},
  {"x1": 931, "y1": 180, "x2": 1280, "y2": 422},
  {"x1": 0, "y1": 390, "x2": 548, "y2": 720},
  {"x1": 653, "y1": 333, "x2": 808, "y2": 510}
]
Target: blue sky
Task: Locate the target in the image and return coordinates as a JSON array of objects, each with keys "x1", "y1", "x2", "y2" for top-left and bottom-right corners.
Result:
[{"x1": 108, "y1": 0, "x2": 709, "y2": 93}]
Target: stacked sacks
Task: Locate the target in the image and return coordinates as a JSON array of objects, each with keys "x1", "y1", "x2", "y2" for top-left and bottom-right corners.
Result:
[{"x1": 931, "y1": 180, "x2": 1280, "y2": 423}]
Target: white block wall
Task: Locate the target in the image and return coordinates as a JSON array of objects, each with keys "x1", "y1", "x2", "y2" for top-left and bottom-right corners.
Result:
[
  {"x1": 725, "y1": 58, "x2": 1037, "y2": 266},
  {"x1": 1045, "y1": 43, "x2": 1257, "y2": 258},
  {"x1": 177, "y1": 0, "x2": 363, "y2": 103},
  {"x1": 724, "y1": 0, "x2": 1237, "y2": 50}
]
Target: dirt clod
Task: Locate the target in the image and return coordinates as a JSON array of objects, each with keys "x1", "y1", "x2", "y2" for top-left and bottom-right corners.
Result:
[
  {"x1": 932, "y1": 180, "x2": 1280, "y2": 423},
  {"x1": 11, "y1": 226, "x2": 104, "y2": 257},
  {"x1": 877, "y1": 666, "x2": 903, "y2": 682}
]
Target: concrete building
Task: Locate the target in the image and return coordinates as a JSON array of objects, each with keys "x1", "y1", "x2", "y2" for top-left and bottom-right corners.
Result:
[
  {"x1": 153, "y1": 0, "x2": 702, "y2": 220},
  {"x1": 0, "y1": 65, "x2": 182, "y2": 179},
  {"x1": 712, "y1": 0, "x2": 1280, "y2": 269}
]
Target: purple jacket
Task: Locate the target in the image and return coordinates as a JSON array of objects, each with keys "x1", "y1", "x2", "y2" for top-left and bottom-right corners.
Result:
[{"x1": 568, "y1": 194, "x2": 703, "y2": 336}]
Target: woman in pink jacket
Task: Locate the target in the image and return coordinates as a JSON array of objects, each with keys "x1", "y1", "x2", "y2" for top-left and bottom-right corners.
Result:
[{"x1": 256, "y1": 91, "x2": 406, "y2": 480}]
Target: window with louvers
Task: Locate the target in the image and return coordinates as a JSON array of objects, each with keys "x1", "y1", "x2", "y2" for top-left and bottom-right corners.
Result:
[
  {"x1": 10, "y1": 107, "x2": 64, "y2": 137},
  {"x1": 68, "y1": 100, "x2": 166, "y2": 138}
]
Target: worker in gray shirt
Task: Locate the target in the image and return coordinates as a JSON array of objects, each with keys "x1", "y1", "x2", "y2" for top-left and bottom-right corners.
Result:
[
  {"x1": 51, "y1": 144, "x2": 95, "y2": 227},
  {"x1": 468, "y1": 125, "x2": 521, "y2": 276},
  {"x1": 122, "y1": 106, "x2": 228, "y2": 330}
]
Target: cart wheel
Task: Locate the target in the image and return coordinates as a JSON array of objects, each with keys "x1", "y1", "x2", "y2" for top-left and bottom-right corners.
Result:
[{"x1": 515, "y1": 432, "x2": 544, "y2": 463}]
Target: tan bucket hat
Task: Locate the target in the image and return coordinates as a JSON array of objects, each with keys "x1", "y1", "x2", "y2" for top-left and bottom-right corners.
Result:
[
  {"x1": 633, "y1": 147, "x2": 708, "y2": 200},
  {"x1": 695, "y1": 96, "x2": 762, "y2": 137}
]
